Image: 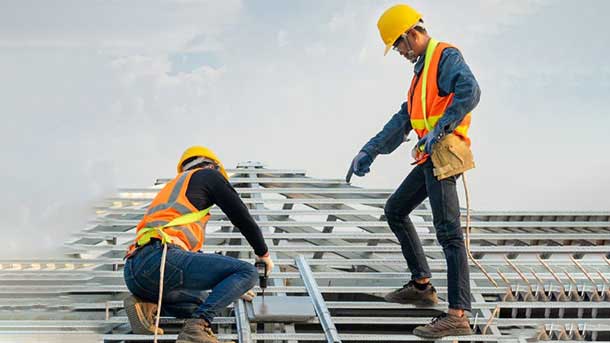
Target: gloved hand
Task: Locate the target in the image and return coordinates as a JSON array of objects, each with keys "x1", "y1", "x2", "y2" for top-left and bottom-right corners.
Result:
[
  {"x1": 240, "y1": 289, "x2": 256, "y2": 302},
  {"x1": 416, "y1": 128, "x2": 444, "y2": 155},
  {"x1": 346, "y1": 151, "x2": 373, "y2": 183},
  {"x1": 255, "y1": 252, "x2": 274, "y2": 277}
]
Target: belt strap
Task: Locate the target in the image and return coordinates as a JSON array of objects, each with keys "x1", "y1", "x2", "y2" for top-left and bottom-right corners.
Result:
[{"x1": 135, "y1": 207, "x2": 211, "y2": 248}]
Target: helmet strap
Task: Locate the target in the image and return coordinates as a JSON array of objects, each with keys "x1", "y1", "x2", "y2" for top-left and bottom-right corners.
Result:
[{"x1": 182, "y1": 157, "x2": 217, "y2": 172}]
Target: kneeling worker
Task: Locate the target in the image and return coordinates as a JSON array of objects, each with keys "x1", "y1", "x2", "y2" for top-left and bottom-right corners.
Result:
[{"x1": 123, "y1": 146, "x2": 273, "y2": 343}]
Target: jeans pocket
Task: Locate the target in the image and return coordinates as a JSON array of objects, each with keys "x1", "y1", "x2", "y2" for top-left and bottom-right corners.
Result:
[{"x1": 140, "y1": 256, "x2": 184, "y2": 293}]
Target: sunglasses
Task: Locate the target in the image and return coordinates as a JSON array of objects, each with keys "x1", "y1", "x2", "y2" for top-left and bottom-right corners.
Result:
[
  {"x1": 392, "y1": 31, "x2": 414, "y2": 52},
  {"x1": 392, "y1": 37, "x2": 403, "y2": 51}
]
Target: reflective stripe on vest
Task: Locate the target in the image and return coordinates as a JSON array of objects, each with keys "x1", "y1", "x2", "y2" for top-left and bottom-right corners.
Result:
[
  {"x1": 135, "y1": 207, "x2": 210, "y2": 248},
  {"x1": 126, "y1": 168, "x2": 210, "y2": 257},
  {"x1": 408, "y1": 39, "x2": 472, "y2": 146},
  {"x1": 420, "y1": 38, "x2": 440, "y2": 132},
  {"x1": 145, "y1": 172, "x2": 192, "y2": 215}
]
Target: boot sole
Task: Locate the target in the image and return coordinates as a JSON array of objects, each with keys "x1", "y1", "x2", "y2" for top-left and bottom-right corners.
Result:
[
  {"x1": 384, "y1": 296, "x2": 439, "y2": 306},
  {"x1": 413, "y1": 327, "x2": 473, "y2": 338},
  {"x1": 124, "y1": 296, "x2": 164, "y2": 335}
]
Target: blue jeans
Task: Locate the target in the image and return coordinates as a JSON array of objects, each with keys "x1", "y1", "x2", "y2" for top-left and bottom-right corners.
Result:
[
  {"x1": 384, "y1": 159, "x2": 471, "y2": 311},
  {"x1": 123, "y1": 240, "x2": 258, "y2": 323}
]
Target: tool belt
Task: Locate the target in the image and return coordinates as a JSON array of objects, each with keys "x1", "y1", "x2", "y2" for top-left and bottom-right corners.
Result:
[{"x1": 430, "y1": 133, "x2": 475, "y2": 180}]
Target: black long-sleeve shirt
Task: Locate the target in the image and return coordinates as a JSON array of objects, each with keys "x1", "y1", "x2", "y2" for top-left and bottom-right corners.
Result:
[{"x1": 185, "y1": 168, "x2": 268, "y2": 257}]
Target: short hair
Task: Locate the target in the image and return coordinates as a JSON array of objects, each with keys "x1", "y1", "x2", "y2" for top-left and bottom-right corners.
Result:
[{"x1": 413, "y1": 19, "x2": 427, "y2": 34}]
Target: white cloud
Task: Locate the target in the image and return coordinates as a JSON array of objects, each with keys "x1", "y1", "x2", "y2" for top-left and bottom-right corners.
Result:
[
  {"x1": 277, "y1": 30, "x2": 288, "y2": 48},
  {"x1": 1, "y1": 0, "x2": 609, "y2": 258}
]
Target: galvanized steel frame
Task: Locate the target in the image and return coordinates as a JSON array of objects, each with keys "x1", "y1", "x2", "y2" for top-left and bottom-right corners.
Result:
[{"x1": 1, "y1": 165, "x2": 609, "y2": 342}]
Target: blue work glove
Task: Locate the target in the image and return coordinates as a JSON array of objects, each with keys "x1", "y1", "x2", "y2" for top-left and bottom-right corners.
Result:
[
  {"x1": 416, "y1": 128, "x2": 445, "y2": 155},
  {"x1": 346, "y1": 151, "x2": 373, "y2": 183}
]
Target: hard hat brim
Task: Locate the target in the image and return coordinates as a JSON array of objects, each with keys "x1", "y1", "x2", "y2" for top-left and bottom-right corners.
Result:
[{"x1": 384, "y1": 44, "x2": 392, "y2": 56}]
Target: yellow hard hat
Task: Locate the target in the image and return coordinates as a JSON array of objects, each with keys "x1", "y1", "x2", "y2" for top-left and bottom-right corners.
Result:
[
  {"x1": 377, "y1": 4, "x2": 422, "y2": 55},
  {"x1": 177, "y1": 145, "x2": 229, "y2": 180}
]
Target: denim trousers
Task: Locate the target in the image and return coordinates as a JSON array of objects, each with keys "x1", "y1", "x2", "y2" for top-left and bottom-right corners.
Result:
[
  {"x1": 123, "y1": 240, "x2": 258, "y2": 323},
  {"x1": 384, "y1": 159, "x2": 471, "y2": 311}
]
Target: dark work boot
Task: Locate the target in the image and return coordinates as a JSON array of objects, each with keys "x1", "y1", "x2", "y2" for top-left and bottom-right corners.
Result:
[
  {"x1": 176, "y1": 318, "x2": 219, "y2": 343},
  {"x1": 123, "y1": 294, "x2": 164, "y2": 335},
  {"x1": 413, "y1": 313, "x2": 473, "y2": 338},
  {"x1": 383, "y1": 280, "x2": 439, "y2": 306}
]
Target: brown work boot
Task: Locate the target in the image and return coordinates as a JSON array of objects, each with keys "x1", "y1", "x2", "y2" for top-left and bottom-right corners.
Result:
[
  {"x1": 176, "y1": 318, "x2": 219, "y2": 343},
  {"x1": 123, "y1": 294, "x2": 164, "y2": 335},
  {"x1": 383, "y1": 280, "x2": 439, "y2": 306},
  {"x1": 413, "y1": 313, "x2": 473, "y2": 338}
]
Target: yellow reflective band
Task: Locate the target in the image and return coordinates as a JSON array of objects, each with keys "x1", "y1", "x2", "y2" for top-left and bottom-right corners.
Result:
[
  {"x1": 420, "y1": 38, "x2": 440, "y2": 131},
  {"x1": 411, "y1": 115, "x2": 442, "y2": 130},
  {"x1": 454, "y1": 125, "x2": 469, "y2": 136},
  {"x1": 136, "y1": 207, "x2": 211, "y2": 247}
]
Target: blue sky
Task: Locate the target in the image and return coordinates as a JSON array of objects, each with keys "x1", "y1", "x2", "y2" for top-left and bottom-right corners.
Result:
[{"x1": 1, "y1": 0, "x2": 608, "y2": 257}]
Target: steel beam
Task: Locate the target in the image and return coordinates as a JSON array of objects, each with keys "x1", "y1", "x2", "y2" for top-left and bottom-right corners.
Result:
[
  {"x1": 73, "y1": 230, "x2": 610, "y2": 242},
  {"x1": 64, "y1": 243, "x2": 610, "y2": 254},
  {"x1": 235, "y1": 299, "x2": 252, "y2": 343},
  {"x1": 295, "y1": 255, "x2": 341, "y2": 343},
  {"x1": 93, "y1": 218, "x2": 610, "y2": 228}
]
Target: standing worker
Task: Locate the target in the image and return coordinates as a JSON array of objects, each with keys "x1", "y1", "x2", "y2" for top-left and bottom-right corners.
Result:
[
  {"x1": 123, "y1": 146, "x2": 273, "y2": 343},
  {"x1": 347, "y1": 4, "x2": 480, "y2": 338}
]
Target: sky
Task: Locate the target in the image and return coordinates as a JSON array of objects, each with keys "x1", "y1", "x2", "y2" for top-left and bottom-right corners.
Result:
[{"x1": 1, "y1": 0, "x2": 609, "y2": 258}]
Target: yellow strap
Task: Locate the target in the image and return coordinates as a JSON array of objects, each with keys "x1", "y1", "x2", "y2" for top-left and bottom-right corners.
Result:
[
  {"x1": 136, "y1": 228, "x2": 172, "y2": 246},
  {"x1": 136, "y1": 207, "x2": 211, "y2": 247},
  {"x1": 164, "y1": 208, "x2": 210, "y2": 227},
  {"x1": 420, "y1": 38, "x2": 440, "y2": 132}
]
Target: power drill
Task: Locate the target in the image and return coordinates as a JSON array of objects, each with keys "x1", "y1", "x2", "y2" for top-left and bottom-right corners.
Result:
[{"x1": 254, "y1": 261, "x2": 268, "y2": 301}]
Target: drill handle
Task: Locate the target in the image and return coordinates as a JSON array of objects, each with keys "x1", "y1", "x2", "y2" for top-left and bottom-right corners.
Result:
[{"x1": 254, "y1": 261, "x2": 268, "y2": 289}]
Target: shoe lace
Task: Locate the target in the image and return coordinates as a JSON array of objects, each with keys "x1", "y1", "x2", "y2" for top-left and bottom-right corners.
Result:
[
  {"x1": 429, "y1": 313, "x2": 448, "y2": 326},
  {"x1": 403, "y1": 280, "x2": 416, "y2": 288},
  {"x1": 144, "y1": 303, "x2": 158, "y2": 317},
  {"x1": 203, "y1": 325, "x2": 217, "y2": 338}
]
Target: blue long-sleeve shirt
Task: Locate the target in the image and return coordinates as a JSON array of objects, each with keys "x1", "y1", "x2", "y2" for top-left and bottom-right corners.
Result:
[{"x1": 361, "y1": 45, "x2": 481, "y2": 158}]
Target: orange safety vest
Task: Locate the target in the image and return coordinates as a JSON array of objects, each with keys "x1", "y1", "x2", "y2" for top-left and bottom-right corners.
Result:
[
  {"x1": 408, "y1": 39, "x2": 472, "y2": 163},
  {"x1": 126, "y1": 168, "x2": 211, "y2": 257}
]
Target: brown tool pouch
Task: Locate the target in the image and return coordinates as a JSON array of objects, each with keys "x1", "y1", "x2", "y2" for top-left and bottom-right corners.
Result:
[{"x1": 431, "y1": 134, "x2": 475, "y2": 180}]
